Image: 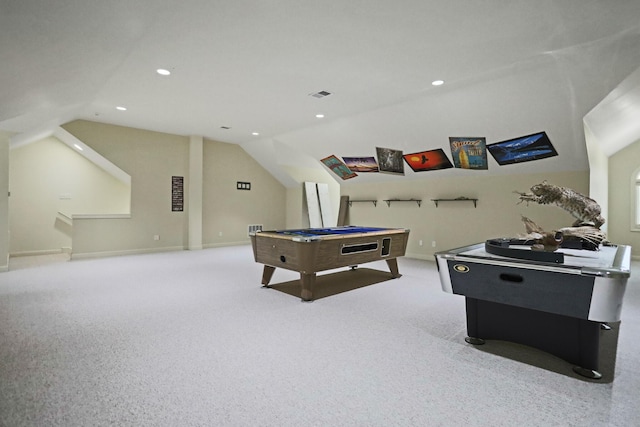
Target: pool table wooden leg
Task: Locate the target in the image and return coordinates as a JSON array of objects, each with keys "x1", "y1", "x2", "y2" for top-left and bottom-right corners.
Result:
[
  {"x1": 300, "y1": 273, "x2": 316, "y2": 302},
  {"x1": 386, "y1": 258, "x2": 402, "y2": 278},
  {"x1": 261, "y1": 265, "x2": 276, "y2": 286}
]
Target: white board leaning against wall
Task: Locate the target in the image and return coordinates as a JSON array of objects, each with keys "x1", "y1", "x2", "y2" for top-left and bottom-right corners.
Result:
[{"x1": 304, "y1": 182, "x2": 335, "y2": 228}]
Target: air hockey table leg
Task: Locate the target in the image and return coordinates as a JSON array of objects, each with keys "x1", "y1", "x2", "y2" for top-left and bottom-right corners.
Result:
[
  {"x1": 464, "y1": 297, "x2": 485, "y2": 345},
  {"x1": 572, "y1": 366, "x2": 602, "y2": 379}
]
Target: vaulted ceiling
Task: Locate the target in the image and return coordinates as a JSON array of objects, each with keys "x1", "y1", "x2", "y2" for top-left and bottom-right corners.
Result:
[{"x1": 2, "y1": 0, "x2": 640, "y2": 186}]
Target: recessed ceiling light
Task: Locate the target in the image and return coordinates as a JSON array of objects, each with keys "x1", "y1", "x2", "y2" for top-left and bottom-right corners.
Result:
[
  {"x1": 156, "y1": 68, "x2": 171, "y2": 76},
  {"x1": 316, "y1": 114, "x2": 325, "y2": 118},
  {"x1": 73, "y1": 144, "x2": 84, "y2": 151},
  {"x1": 252, "y1": 132, "x2": 260, "y2": 136},
  {"x1": 116, "y1": 106, "x2": 127, "y2": 111},
  {"x1": 432, "y1": 80, "x2": 445, "y2": 86}
]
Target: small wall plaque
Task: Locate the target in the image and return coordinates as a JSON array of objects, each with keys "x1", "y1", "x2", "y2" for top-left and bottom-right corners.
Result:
[
  {"x1": 237, "y1": 181, "x2": 251, "y2": 190},
  {"x1": 172, "y1": 176, "x2": 184, "y2": 211}
]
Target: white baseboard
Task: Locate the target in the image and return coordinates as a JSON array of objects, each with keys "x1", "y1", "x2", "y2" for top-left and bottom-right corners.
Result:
[
  {"x1": 10, "y1": 248, "x2": 65, "y2": 257},
  {"x1": 404, "y1": 252, "x2": 436, "y2": 261},
  {"x1": 70, "y1": 242, "x2": 253, "y2": 260},
  {"x1": 70, "y1": 246, "x2": 185, "y2": 260},
  {"x1": 203, "y1": 241, "x2": 250, "y2": 249}
]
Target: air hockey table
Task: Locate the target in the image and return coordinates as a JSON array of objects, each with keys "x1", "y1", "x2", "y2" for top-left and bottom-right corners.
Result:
[
  {"x1": 435, "y1": 239, "x2": 632, "y2": 379},
  {"x1": 250, "y1": 226, "x2": 409, "y2": 301}
]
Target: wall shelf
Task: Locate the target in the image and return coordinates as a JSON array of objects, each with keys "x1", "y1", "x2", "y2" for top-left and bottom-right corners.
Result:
[
  {"x1": 383, "y1": 198, "x2": 422, "y2": 207},
  {"x1": 348, "y1": 199, "x2": 378, "y2": 207},
  {"x1": 431, "y1": 197, "x2": 478, "y2": 208}
]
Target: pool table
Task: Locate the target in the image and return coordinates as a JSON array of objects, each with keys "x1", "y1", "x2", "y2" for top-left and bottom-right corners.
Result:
[
  {"x1": 435, "y1": 240, "x2": 632, "y2": 379},
  {"x1": 250, "y1": 226, "x2": 410, "y2": 301}
]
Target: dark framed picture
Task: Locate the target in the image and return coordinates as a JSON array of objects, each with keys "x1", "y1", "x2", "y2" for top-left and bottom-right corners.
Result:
[
  {"x1": 342, "y1": 156, "x2": 379, "y2": 173},
  {"x1": 487, "y1": 131, "x2": 558, "y2": 165},
  {"x1": 403, "y1": 149, "x2": 453, "y2": 172},
  {"x1": 171, "y1": 176, "x2": 184, "y2": 211},
  {"x1": 376, "y1": 147, "x2": 404, "y2": 175}
]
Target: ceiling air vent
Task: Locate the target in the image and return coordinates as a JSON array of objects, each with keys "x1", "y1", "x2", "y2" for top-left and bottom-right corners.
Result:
[{"x1": 310, "y1": 90, "x2": 331, "y2": 98}]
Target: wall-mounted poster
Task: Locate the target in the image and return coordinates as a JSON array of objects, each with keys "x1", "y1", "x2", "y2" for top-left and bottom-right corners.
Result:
[
  {"x1": 403, "y1": 149, "x2": 453, "y2": 172},
  {"x1": 342, "y1": 156, "x2": 379, "y2": 173},
  {"x1": 376, "y1": 147, "x2": 404, "y2": 175},
  {"x1": 487, "y1": 131, "x2": 558, "y2": 165},
  {"x1": 320, "y1": 155, "x2": 358, "y2": 180},
  {"x1": 449, "y1": 137, "x2": 488, "y2": 170}
]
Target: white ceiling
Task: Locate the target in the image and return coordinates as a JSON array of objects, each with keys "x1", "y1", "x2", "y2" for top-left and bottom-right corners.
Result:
[{"x1": 2, "y1": 0, "x2": 640, "y2": 186}]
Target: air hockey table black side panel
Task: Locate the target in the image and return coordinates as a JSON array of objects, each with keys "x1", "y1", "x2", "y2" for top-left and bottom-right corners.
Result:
[
  {"x1": 447, "y1": 261, "x2": 596, "y2": 319},
  {"x1": 465, "y1": 297, "x2": 601, "y2": 371},
  {"x1": 446, "y1": 259, "x2": 601, "y2": 372}
]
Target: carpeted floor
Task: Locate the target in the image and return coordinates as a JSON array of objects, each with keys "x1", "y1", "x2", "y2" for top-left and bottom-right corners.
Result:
[{"x1": 1, "y1": 246, "x2": 639, "y2": 426}]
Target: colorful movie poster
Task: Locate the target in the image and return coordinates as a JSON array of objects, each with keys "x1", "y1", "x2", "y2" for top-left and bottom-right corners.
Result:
[
  {"x1": 487, "y1": 131, "x2": 558, "y2": 165},
  {"x1": 376, "y1": 147, "x2": 405, "y2": 175},
  {"x1": 448, "y1": 137, "x2": 488, "y2": 170},
  {"x1": 403, "y1": 149, "x2": 453, "y2": 172},
  {"x1": 342, "y1": 156, "x2": 379, "y2": 173},
  {"x1": 320, "y1": 155, "x2": 358, "y2": 180}
]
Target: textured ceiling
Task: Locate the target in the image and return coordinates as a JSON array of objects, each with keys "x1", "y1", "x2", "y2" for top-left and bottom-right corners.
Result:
[{"x1": 2, "y1": 0, "x2": 640, "y2": 186}]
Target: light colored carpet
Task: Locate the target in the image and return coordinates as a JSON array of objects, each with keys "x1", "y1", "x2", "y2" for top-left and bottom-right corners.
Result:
[{"x1": 1, "y1": 246, "x2": 639, "y2": 426}]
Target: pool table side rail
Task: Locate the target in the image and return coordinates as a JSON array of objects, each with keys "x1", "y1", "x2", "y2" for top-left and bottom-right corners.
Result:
[
  {"x1": 250, "y1": 228, "x2": 409, "y2": 274},
  {"x1": 253, "y1": 227, "x2": 409, "y2": 242}
]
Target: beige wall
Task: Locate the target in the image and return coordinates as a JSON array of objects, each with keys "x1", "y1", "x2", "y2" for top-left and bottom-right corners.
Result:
[
  {"x1": 59, "y1": 120, "x2": 286, "y2": 257},
  {"x1": 59, "y1": 121, "x2": 189, "y2": 257},
  {"x1": 3, "y1": 120, "x2": 288, "y2": 260},
  {"x1": 608, "y1": 138, "x2": 640, "y2": 256},
  {"x1": 9, "y1": 136, "x2": 130, "y2": 255},
  {"x1": 584, "y1": 122, "x2": 609, "y2": 233},
  {"x1": 0, "y1": 131, "x2": 9, "y2": 271},
  {"x1": 203, "y1": 138, "x2": 286, "y2": 245},
  {"x1": 342, "y1": 170, "x2": 590, "y2": 259}
]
